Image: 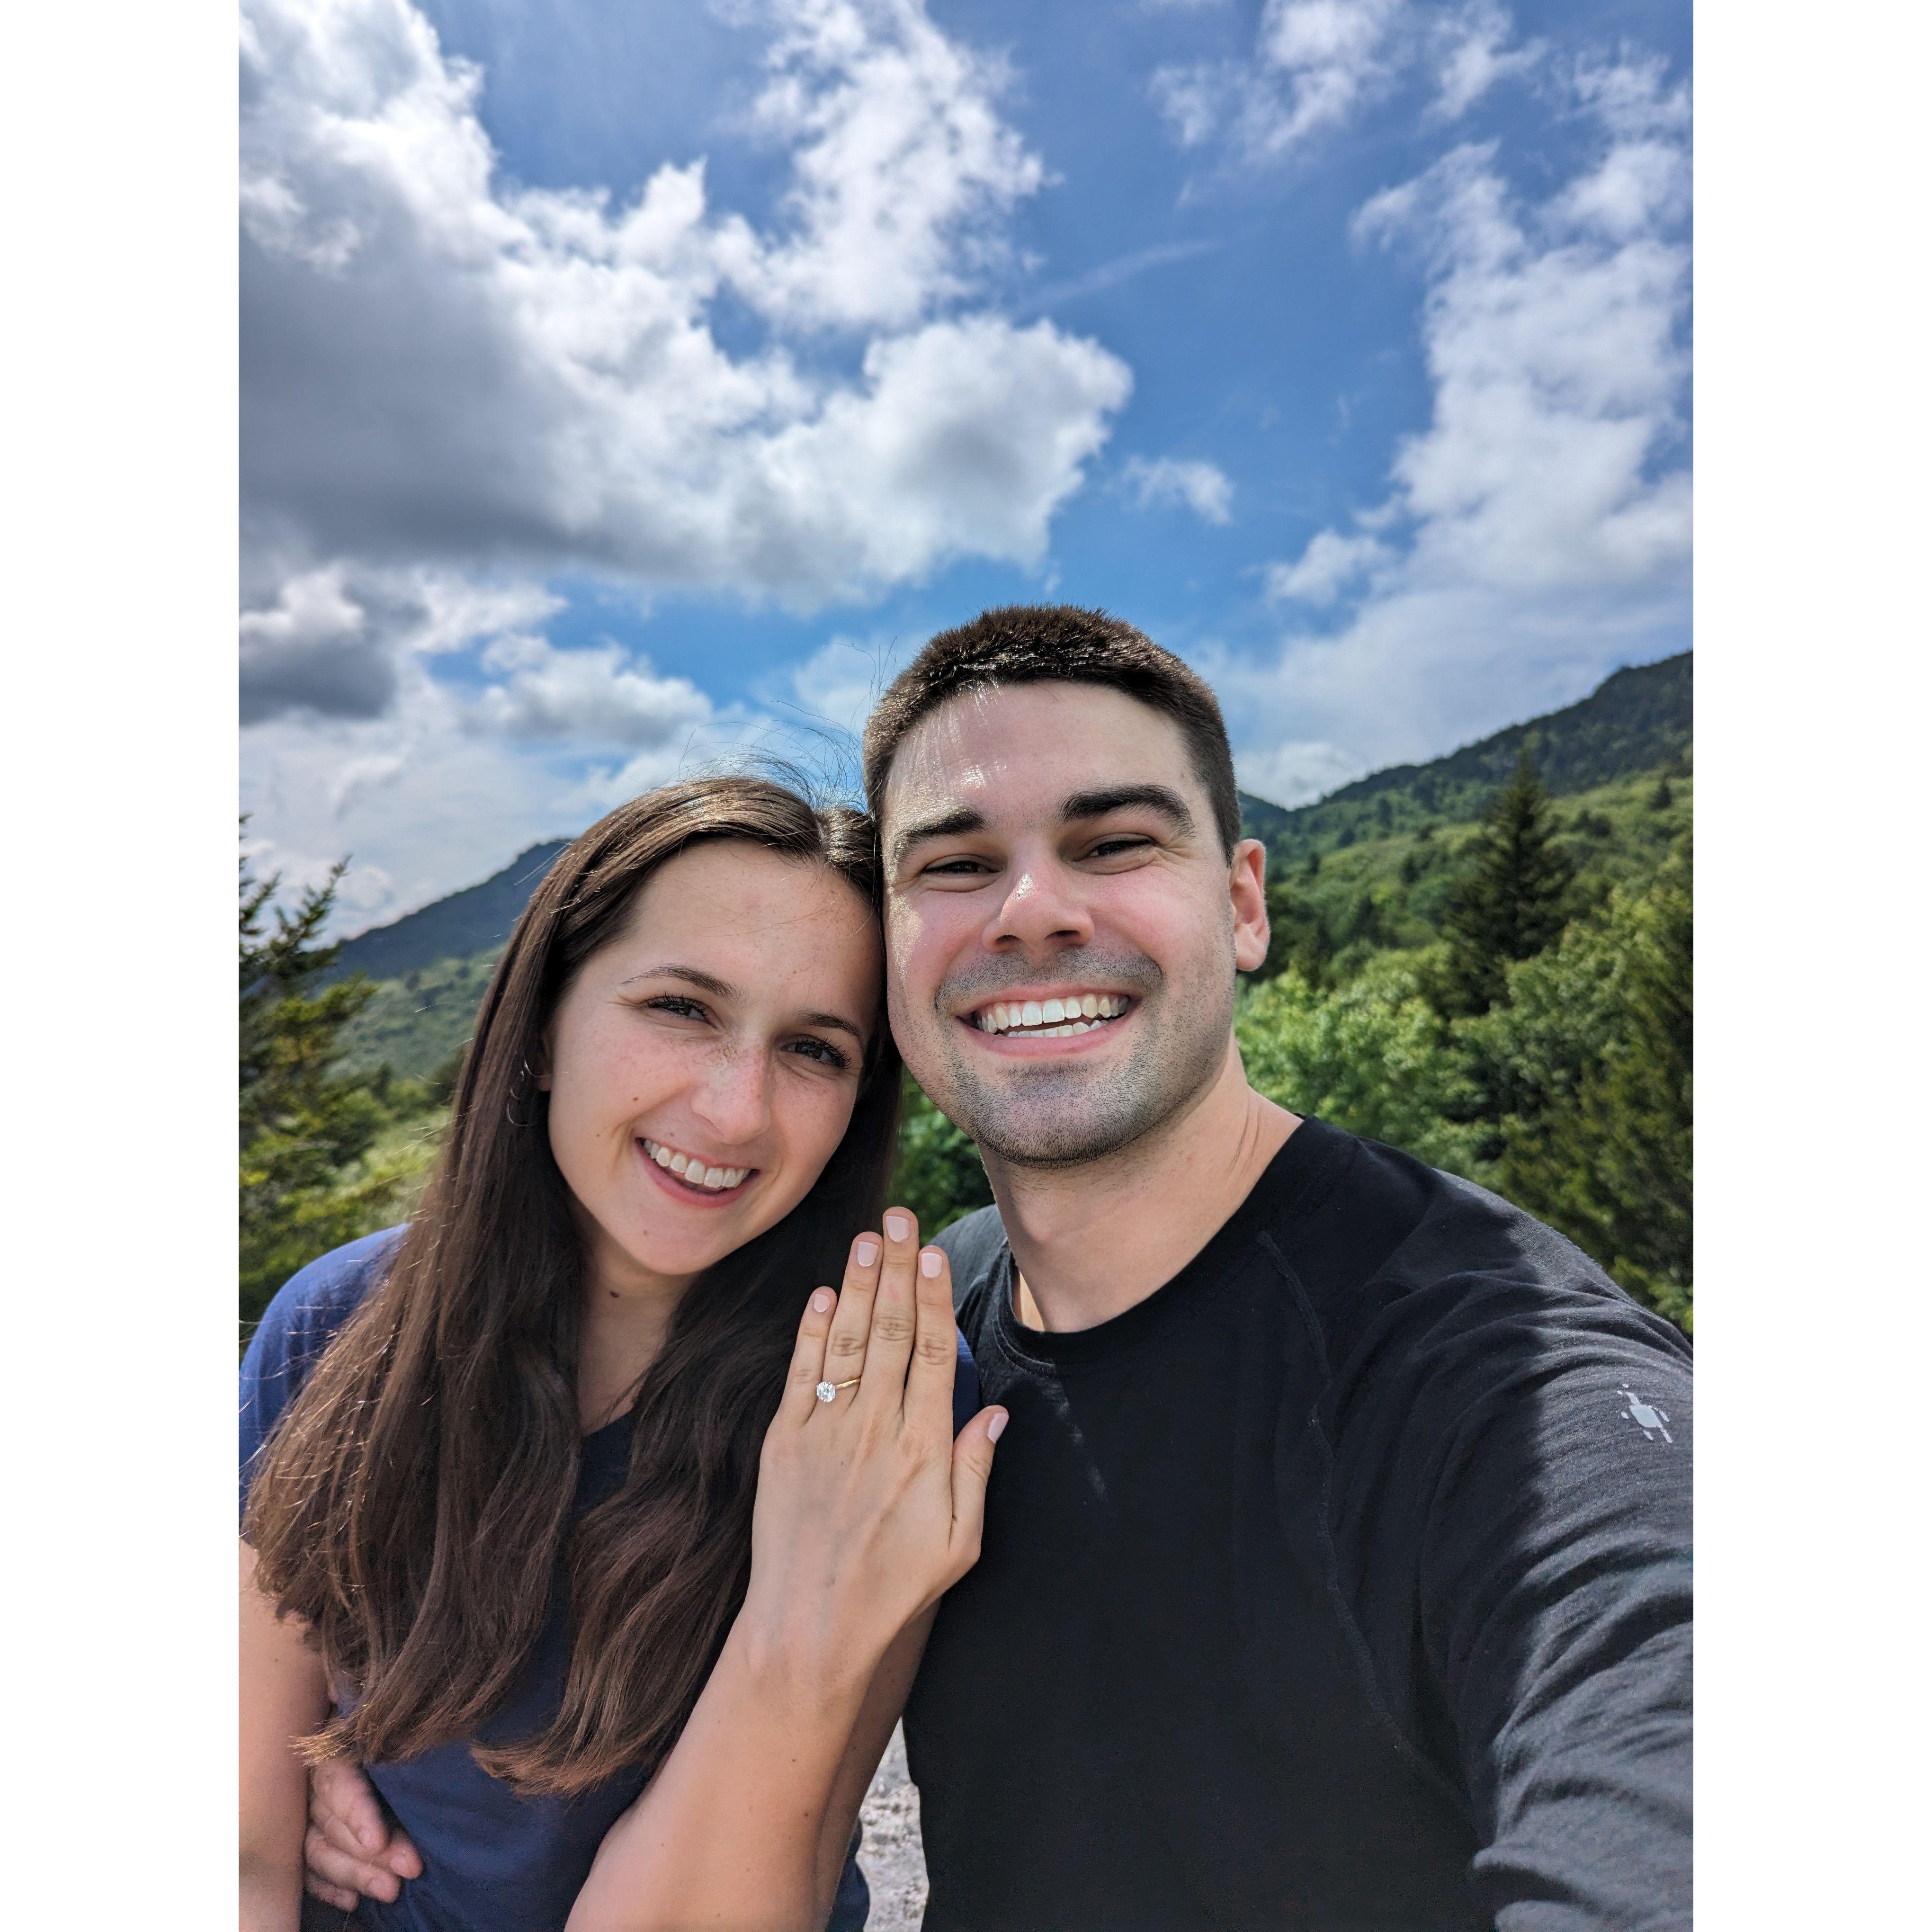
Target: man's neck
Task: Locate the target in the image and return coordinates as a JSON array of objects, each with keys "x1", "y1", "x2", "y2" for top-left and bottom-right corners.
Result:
[{"x1": 984, "y1": 1038, "x2": 1300, "y2": 1334}]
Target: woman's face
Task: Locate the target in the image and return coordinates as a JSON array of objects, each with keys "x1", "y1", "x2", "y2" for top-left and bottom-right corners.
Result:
[{"x1": 541, "y1": 841, "x2": 884, "y2": 1296}]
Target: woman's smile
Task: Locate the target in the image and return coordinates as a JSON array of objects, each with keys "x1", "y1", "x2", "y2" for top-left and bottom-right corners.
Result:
[{"x1": 637, "y1": 1134, "x2": 756, "y2": 1204}]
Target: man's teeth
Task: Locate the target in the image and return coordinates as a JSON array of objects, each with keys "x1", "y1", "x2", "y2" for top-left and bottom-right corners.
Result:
[
  {"x1": 974, "y1": 993, "x2": 1129, "y2": 1038},
  {"x1": 642, "y1": 1140, "x2": 749, "y2": 1192}
]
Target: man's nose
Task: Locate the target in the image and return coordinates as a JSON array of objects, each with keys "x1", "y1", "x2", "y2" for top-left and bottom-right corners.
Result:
[
  {"x1": 981, "y1": 853, "x2": 1094, "y2": 955},
  {"x1": 688, "y1": 1042, "x2": 772, "y2": 1145}
]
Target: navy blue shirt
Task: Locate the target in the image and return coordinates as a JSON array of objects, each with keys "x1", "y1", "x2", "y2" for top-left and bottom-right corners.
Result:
[{"x1": 242, "y1": 1229, "x2": 979, "y2": 1932}]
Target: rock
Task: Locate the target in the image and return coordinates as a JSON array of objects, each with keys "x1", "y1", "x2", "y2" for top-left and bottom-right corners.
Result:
[{"x1": 856, "y1": 1722, "x2": 928, "y2": 1930}]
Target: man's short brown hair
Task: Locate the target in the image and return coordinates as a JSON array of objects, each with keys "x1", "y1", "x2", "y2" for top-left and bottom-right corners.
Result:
[{"x1": 862, "y1": 605, "x2": 1242, "y2": 855}]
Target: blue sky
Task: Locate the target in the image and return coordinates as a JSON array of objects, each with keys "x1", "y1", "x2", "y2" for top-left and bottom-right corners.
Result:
[{"x1": 239, "y1": 0, "x2": 1691, "y2": 932}]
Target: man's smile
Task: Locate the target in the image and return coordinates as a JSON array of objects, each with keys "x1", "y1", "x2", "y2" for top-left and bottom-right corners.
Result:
[{"x1": 958, "y1": 991, "x2": 1136, "y2": 1046}]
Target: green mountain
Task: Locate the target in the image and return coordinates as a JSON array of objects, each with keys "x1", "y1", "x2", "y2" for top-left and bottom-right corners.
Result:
[
  {"x1": 334, "y1": 652, "x2": 1689, "y2": 1082},
  {"x1": 331, "y1": 841, "x2": 569, "y2": 985},
  {"x1": 1240, "y1": 652, "x2": 1690, "y2": 861}
]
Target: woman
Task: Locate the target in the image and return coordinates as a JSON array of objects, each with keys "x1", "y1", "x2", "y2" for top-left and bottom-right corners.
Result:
[{"x1": 240, "y1": 776, "x2": 1005, "y2": 1932}]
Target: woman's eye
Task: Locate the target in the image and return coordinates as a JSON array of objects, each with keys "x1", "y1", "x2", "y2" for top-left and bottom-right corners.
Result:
[
  {"x1": 644, "y1": 995, "x2": 708, "y2": 1020},
  {"x1": 787, "y1": 1036, "x2": 851, "y2": 1070}
]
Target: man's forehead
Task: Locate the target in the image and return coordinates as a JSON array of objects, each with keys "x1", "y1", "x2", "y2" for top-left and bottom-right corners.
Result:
[{"x1": 883, "y1": 681, "x2": 1197, "y2": 826}]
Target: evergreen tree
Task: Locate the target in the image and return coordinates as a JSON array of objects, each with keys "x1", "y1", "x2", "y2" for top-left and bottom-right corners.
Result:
[
  {"x1": 1496, "y1": 848, "x2": 1692, "y2": 1330},
  {"x1": 1437, "y1": 751, "x2": 1575, "y2": 1016},
  {"x1": 240, "y1": 843, "x2": 401, "y2": 1338}
]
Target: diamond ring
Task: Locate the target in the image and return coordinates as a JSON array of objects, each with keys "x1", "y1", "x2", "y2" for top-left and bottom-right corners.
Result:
[{"x1": 815, "y1": 1377, "x2": 861, "y2": 1402}]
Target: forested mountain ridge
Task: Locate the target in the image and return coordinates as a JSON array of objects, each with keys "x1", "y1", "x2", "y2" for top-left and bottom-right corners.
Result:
[
  {"x1": 1238, "y1": 652, "x2": 1690, "y2": 861},
  {"x1": 332, "y1": 650, "x2": 1690, "y2": 992}
]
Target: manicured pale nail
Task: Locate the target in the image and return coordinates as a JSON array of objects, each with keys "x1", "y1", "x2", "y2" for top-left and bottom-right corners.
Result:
[
  {"x1": 854, "y1": 1239, "x2": 880, "y2": 1267},
  {"x1": 811, "y1": 1289, "x2": 833, "y2": 1313},
  {"x1": 884, "y1": 1213, "x2": 911, "y2": 1242},
  {"x1": 987, "y1": 1410, "x2": 1008, "y2": 1441},
  {"x1": 920, "y1": 1249, "x2": 943, "y2": 1277}
]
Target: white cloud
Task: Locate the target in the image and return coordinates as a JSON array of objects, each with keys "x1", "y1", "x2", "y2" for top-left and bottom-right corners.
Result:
[
  {"x1": 240, "y1": 0, "x2": 1130, "y2": 683},
  {"x1": 1153, "y1": 0, "x2": 1540, "y2": 167},
  {"x1": 1264, "y1": 529, "x2": 1390, "y2": 603},
  {"x1": 727, "y1": 0, "x2": 1044, "y2": 331},
  {"x1": 1225, "y1": 54, "x2": 1690, "y2": 798},
  {"x1": 465, "y1": 636, "x2": 715, "y2": 748},
  {"x1": 1122, "y1": 454, "x2": 1234, "y2": 524}
]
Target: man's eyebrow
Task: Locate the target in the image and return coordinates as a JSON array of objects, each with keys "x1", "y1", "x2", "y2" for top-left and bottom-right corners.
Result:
[
  {"x1": 617, "y1": 966, "x2": 867, "y2": 1043},
  {"x1": 1062, "y1": 784, "x2": 1196, "y2": 835},
  {"x1": 889, "y1": 806, "x2": 988, "y2": 873}
]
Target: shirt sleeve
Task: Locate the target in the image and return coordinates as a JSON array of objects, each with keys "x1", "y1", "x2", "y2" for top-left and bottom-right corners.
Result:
[
  {"x1": 239, "y1": 1228, "x2": 402, "y2": 1528},
  {"x1": 1413, "y1": 1297, "x2": 1693, "y2": 1932}
]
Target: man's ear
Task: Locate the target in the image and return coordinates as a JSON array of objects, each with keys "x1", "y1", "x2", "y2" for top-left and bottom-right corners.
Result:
[{"x1": 1229, "y1": 837, "x2": 1270, "y2": 973}]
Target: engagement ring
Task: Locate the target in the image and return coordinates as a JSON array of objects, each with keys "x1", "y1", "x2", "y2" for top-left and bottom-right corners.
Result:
[{"x1": 814, "y1": 1378, "x2": 861, "y2": 1402}]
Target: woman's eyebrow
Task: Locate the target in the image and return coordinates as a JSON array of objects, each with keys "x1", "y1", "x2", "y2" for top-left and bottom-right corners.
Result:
[
  {"x1": 1061, "y1": 784, "x2": 1196, "y2": 835},
  {"x1": 618, "y1": 966, "x2": 866, "y2": 1043},
  {"x1": 617, "y1": 964, "x2": 735, "y2": 997},
  {"x1": 798, "y1": 1010, "x2": 867, "y2": 1044}
]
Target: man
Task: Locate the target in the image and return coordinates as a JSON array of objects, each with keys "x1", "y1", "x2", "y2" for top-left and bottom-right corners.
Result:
[
  {"x1": 868, "y1": 607, "x2": 1690, "y2": 1930},
  {"x1": 309, "y1": 606, "x2": 1691, "y2": 1929}
]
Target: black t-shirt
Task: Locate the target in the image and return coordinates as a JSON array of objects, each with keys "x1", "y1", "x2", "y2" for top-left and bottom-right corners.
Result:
[{"x1": 908, "y1": 1118, "x2": 1691, "y2": 1932}]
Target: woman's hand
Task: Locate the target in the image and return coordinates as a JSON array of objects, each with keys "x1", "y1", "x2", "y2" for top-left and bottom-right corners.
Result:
[{"x1": 742, "y1": 1207, "x2": 1006, "y2": 1703}]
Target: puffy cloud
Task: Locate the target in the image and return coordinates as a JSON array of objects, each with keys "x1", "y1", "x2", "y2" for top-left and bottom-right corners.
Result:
[
  {"x1": 1264, "y1": 529, "x2": 1390, "y2": 604},
  {"x1": 239, "y1": 567, "x2": 564, "y2": 724},
  {"x1": 1153, "y1": 0, "x2": 1540, "y2": 166},
  {"x1": 1122, "y1": 455, "x2": 1234, "y2": 524},
  {"x1": 727, "y1": 0, "x2": 1044, "y2": 331},
  {"x1": 1225, "y1": 54, "x2": 1690, "y2": 800},
  {"x1": 240, "y1": 0, "x2": 1130, "y2": 721},
  {"x1": 467, "y1": 635, "x2": 715, "y2": 748}
]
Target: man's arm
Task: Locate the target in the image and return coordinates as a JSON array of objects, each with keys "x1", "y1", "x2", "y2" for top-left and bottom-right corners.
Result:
[{"x1": 1420, "y1": 1338, "x2": 1692, "y2": 1930}]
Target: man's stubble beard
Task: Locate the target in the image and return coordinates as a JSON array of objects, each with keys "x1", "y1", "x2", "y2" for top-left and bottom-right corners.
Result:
[{"x1": 922, "y1": 944, "x2": 1238, "y2": 1172}]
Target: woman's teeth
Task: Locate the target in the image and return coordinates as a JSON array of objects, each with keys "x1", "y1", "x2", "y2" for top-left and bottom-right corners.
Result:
[
  {"x1": 974, "y1": 993, "x2": 1129, "y2": 1038},
  {"x1": 642, "y1": 1139, "x2": 749, "y2": 1192}
]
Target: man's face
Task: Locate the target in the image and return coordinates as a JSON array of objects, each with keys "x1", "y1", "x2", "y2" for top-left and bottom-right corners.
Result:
[{"x1": 881, "y1": 682, "x2": 1269, "y2": 1167}]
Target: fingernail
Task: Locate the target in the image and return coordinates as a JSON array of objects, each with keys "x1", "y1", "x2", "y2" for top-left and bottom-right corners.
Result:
[
  {"x1": 987, "y1": 1410, "x2": 1008, "y2": 1441},
  {"x1": 885, "y1": 1213, "x2": 911, "y2": 1241},
  {"x1": 811, "y1": 1288, "x2": 833, "y2": 1313},
  {"x1": 855, "y1": 1239, "x2": 880, "y2": 1267},
  {"x1": 920, "y1": 1249, "x2": 943, "y2": 1277}
]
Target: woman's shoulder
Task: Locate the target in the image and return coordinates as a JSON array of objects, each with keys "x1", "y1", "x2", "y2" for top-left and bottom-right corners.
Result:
[{"x1": 240, "y1": 1226, "x2": 408, "y2": 1511}]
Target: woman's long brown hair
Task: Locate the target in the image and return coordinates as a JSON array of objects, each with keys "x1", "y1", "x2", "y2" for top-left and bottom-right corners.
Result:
[{"x1": 243, "y1": 776, "x2": 901, "y2": 1795}]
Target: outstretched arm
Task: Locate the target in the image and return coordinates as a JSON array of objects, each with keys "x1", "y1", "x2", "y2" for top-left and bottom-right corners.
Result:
[
  {"x1": 240, "y1": 1541, "x2": 332, "y2": 1932},
  {"x1": 568, "y1": 1211, "x2": 1003, "y2": 1932}
]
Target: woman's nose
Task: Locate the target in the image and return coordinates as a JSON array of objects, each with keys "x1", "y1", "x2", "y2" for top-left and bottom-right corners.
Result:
[{"x1": 688, "y1": 1042, "x2": 772, "y2": 1143}]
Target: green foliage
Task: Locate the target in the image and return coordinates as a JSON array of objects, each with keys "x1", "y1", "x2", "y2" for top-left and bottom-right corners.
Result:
[
  {"x1": 240, "y1": 848, "x2": 411, "y2": 1338},
  {"x1": 1436, "y1": 751, "x2": 1576, "y2": 1018},
  {"x1": 1474, "y1": 848, "x2": 1693, "y2": 1328},
  {"x1": 888, "y1": 1072, "x2": 994, "y2": 1237},
  {"x1": 1237, "y1": 955, "x2": 1485, "y2": 1174}
]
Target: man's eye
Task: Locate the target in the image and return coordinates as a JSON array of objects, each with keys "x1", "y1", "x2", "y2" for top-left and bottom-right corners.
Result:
[
  {"x1": 1088, "y1": 836, "x2": 1153, "y2": 859},
  {"x1": 923, "y1": 856, "x2": 993, "y2": 877}
]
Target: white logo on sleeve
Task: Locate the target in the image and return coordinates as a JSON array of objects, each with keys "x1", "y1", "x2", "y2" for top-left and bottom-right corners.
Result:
[{"x1": 1618, "y1": 1387, "x2": 1673, "y2": 1443}]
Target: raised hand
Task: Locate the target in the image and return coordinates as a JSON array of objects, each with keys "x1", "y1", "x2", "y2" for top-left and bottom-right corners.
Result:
[{"x1": 744, "y1": 1207, "x2": 1006, "y2": 1697}]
